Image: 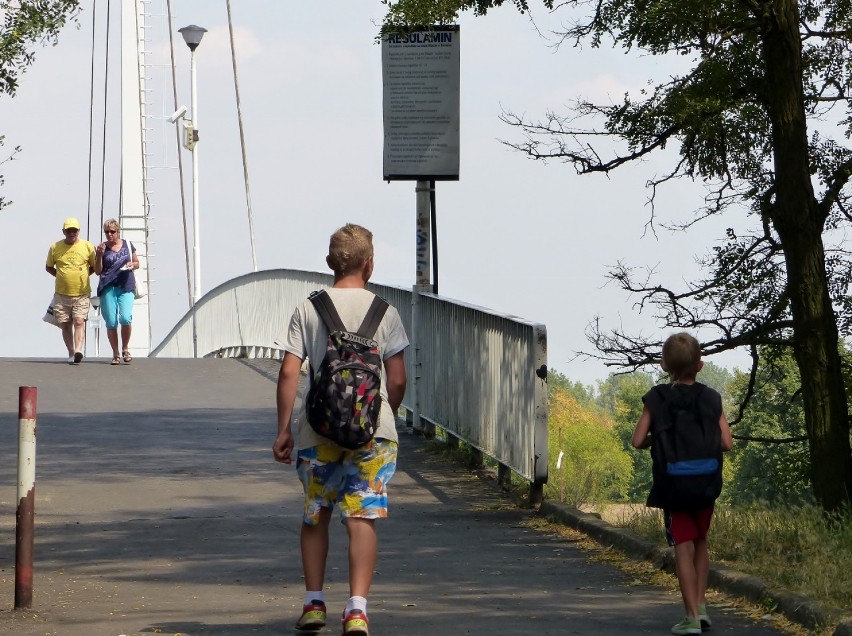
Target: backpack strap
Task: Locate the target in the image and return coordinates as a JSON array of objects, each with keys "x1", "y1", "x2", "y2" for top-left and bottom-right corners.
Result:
[
  {"x1": 357, "y1": 295, "x2": 389, "y2": 338},
  {"x1": 309, "y1": 290, "x2": 346, "y2": 332},
  {"x1": 648, "y1": 385, "x2": 670, "y2": 433}
]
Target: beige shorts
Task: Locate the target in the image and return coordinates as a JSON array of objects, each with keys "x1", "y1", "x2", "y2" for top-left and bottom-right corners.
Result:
[{"x1": 52, "y1": 293, "x2": 90, "y2": 323}]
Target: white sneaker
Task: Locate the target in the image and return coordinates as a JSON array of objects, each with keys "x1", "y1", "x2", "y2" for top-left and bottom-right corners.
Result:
[{"x1": 67, "y1": 356, "x2": 75, "y2": 364}]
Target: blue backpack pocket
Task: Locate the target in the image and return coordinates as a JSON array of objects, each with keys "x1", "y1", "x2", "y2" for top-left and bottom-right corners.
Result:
[{"x1": 667, "y1": 458, "x2": 719, "y2": 476}]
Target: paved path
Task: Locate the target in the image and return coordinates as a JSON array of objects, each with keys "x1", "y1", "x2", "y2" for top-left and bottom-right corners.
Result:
[{"x1": 0, "y1": 357, "x2": 785, "y2": 635}]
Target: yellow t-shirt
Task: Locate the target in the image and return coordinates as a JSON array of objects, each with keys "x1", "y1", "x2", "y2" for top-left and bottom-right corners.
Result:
[{"x1": 46, "y1": 239, "x2": 96, "y2": 297}]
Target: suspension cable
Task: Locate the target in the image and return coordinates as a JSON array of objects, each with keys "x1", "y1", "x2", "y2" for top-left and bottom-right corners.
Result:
[
  {"x1": 85, "y1": 0, "x2": 97, "y2": 242},
  {"x1": 85, "y1": 0, "x2": 111, "y2": 240},
  {"x1": 99, "y1": 0, "x2": 110, "y2": 233},
  {"x1": 226, "y1": 0, "x2": 258, "y2": 271}
]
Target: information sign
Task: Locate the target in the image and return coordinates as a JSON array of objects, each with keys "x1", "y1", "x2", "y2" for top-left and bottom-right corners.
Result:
[{"x1": 381, "y1": 26, "x2": 460, "y2": 180}]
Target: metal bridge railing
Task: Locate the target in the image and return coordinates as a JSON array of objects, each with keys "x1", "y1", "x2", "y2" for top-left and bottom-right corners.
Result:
[
  {"x1": 151, "y1": 269, "x2": 547, "y2": 498},
  {"x1": 413, "y1": 291, "x2": 548, "y2": 497}
]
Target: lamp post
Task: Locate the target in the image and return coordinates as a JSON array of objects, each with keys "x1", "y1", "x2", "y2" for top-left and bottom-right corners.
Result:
[{"x1": 178, "y1": 24, "x2": 207, "y2": 305}]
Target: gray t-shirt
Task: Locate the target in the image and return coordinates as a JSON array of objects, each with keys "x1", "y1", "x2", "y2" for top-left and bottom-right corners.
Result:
[{"x1": 280, "y1": 288, "x2": 409, "y2": 450}]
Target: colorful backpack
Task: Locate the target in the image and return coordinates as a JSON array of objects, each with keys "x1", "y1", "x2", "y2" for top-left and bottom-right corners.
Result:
[{"x1": 305, "y1": 290, "x2": 389, "y2": 449}]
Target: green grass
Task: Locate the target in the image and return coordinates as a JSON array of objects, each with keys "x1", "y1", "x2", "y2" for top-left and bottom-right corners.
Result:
[{"x1": 613, "y1": 503, "x2": 852, "y2": 613}]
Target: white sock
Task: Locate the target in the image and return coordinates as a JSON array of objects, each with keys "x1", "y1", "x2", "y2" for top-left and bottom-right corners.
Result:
[
  {"x1": 346, "y1": 595, "x2": 367, "y2": 615},
  {"x1": 305, "y1": 591, "x2": 324, "y2": 605}
]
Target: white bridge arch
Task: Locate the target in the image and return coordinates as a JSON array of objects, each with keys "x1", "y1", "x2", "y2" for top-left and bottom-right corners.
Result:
[{"x1": 151, "y1": 270, "x2": 549, "y2": 496}]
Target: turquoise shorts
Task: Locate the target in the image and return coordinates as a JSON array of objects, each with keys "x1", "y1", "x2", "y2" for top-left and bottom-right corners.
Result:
[
  {"x1": 296, "y1": 439, "x2": 398, "y2": 526},
  {"x1": 99, "y1": 286, "x2": 134, "y2": 329}
]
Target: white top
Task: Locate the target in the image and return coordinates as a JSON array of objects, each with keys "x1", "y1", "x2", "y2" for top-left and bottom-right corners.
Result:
[{"x1": 279, "y1": 288, "x2": 409, "y2": 450}]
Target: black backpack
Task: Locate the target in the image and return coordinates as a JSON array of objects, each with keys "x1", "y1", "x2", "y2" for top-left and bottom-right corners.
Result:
[
  {"x1": 648, "y1": 383, "x2": 723, "y2": 510},
  {"x1": 305, "y1": 290, "x2": 389, "y2": 449}
]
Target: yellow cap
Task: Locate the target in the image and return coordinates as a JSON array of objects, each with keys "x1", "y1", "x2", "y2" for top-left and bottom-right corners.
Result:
[{"x1": 63, "y1": 217, "x2": 80, "y2": 230}]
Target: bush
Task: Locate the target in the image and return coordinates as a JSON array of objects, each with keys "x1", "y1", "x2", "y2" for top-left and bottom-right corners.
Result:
[{"x1": 547, "y1": 389, "x2": 632, "y2": 506}]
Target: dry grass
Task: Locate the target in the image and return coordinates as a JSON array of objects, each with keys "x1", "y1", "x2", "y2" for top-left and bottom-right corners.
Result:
[
  {"x1": 523, "y1": 514, "x2": 831, "y2": 635},
  {"x1": 600, "y1": 503, "x2": 852, "y2": 618}
]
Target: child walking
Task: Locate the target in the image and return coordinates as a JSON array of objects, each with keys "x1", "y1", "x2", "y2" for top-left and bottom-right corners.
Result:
[{"x1": 632, "y1": 333, "x2": 733, "y2": 635}]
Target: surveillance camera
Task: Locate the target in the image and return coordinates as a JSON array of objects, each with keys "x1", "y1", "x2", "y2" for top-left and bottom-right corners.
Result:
[{"x1": 169, "y1": 105, "x2": 188, "y2": 123}]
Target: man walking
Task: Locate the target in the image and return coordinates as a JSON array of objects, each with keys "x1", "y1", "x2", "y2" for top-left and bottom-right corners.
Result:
[
  {"x1": 273, "y1": 223, "x2": 408, "y2": 635},
  {"x1": 45, "y1": 217, "x2": 96, "y2": 364}
]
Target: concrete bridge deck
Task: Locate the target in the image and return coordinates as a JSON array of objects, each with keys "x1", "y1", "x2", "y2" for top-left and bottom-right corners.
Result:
[{"x1": 0, "y1": 358, "x2": 785, "y2": 635}]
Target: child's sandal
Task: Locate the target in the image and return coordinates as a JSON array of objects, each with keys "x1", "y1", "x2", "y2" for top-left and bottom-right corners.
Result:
[
  {"x1": 122, "y1": 350, "x2": 132, "y2": 364},
  {"x1": 110, "y1": 356, "x2": 121, "y2": 365}
]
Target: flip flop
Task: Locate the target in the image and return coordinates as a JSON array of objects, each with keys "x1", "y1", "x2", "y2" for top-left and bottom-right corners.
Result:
[
  {"x1": 122, "y1": 350, "x2": 132, "y2": 364},
  {"x1": 111, "y1": 356, "x2": 121, "y2": 365}
]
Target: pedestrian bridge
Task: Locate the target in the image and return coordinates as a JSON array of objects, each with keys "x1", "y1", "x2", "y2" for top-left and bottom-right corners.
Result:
[{"x1": 150, "y1": 269, "x2": 549, "y2": 498}]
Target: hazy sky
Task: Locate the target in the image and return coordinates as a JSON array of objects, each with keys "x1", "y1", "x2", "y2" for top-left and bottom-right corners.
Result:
[{"x1": 1, "y1": 1, "x2": 750, "y2": 384}]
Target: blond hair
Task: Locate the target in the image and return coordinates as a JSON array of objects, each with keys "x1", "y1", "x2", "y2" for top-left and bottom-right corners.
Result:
[
  {"x1": 662, "y1": 332, "x2": 701, "y2": 382},
  {"x1": 103, "y1": 218, "x2": 120, "y2": 233},
  {"x1": 327, "y1": 224, "x2": 373, "y2": 276}
]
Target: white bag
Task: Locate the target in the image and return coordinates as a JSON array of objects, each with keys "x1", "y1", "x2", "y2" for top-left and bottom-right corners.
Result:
[
  {"x1": 125, "y1": 248, "x2": 145, "y2": 299},
  {"x1": 42, "y1": 302, "x2": 60, "y2": 328}
]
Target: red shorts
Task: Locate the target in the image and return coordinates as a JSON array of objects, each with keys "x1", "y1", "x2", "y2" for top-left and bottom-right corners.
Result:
[{"x1": 664, "y1": 506, "x2": 714, "y2": 546}]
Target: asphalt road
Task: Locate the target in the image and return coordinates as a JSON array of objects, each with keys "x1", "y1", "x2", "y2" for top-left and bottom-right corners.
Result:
[{"x1": 0, "y1": 357, "x2": 788, "y2": 635}]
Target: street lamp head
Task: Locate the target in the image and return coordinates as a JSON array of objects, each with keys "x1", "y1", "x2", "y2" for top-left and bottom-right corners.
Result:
[{"x1": 179, "y1": 24, "x2": 207, "y2": 51}]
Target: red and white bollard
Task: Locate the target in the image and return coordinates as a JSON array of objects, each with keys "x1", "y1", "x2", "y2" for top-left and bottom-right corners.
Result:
[{"x1": 16, "y1": 386, "x2": 37, "y2": 609}]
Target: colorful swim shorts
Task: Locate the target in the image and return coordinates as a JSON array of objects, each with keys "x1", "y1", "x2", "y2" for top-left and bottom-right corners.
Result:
[{"x1": 296, "y1": 439, "x2": 398, "y2": 525}]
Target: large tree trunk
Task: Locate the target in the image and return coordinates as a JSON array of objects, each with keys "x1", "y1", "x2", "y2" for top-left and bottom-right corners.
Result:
[{"x1": 761, "y1": 0, "x2": 852, "y2": 511}]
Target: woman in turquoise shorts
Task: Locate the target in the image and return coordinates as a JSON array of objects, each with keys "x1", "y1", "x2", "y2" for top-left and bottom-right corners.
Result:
[{"x1": 94, "y1": 218, "x2": 139, "y2": 365}]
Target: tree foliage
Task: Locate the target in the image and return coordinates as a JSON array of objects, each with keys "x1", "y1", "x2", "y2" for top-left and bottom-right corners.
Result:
[
  {"x1": 382, "y1": 0, "x2": 542, "y2": 29},
  {"x1": 0, "y1": 1, "x2": 81, "y2": 96},
  {"x1": 694, "y1": 360, "x2": 734, "y2": 399},
  {"x1": 726, "y1": 345, "x2": 852, "y2": 504},
  {"x1": 548, "y1": 385, "x2": 631, "y2": 506},
  {"x1": 597, "y1": 371, "x2": 655, "y2": 501},
  {"x1": 382, "y1": 0, "x2": 852, "y2": 510},
  {"x1": 0, "y1": 1, "x2": 81, "y2": 212},
  {"x1": 727, "y1": 350, "x2": 812, "y2": 505},
  {"x1": 0, "y1": 137, "x2": 19, "y2": 212},
  {"x1": 548, "y1": 368, "x2": 596, "y2": 405}
]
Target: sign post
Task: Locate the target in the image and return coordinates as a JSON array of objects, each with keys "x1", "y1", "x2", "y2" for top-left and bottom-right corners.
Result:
[{"x1": 382, "y1": 26, "x2": 460, "y2": 435}]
